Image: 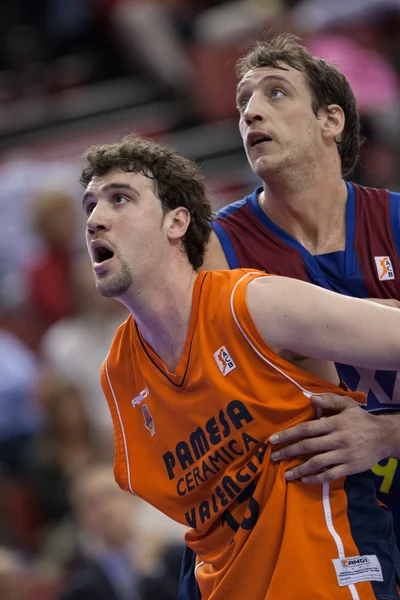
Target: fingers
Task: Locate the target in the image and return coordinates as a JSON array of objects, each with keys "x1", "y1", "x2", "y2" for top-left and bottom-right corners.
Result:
[
  {"x1": 269, "y1": 415, "x2": 332, "y2": 446},
  {"x1": 299, "y1": 465, "x2": 348, "y2": 485},
  {"x1": 268, "y1": 393, "x2": 378, "y2": 485},
  {"x1": 310, "y1": 393, "x2": 360, "y2": 412},
  {"x1": 268, "y1": 394, "x2": 360, "y2": 447},
  {"x1": 271, "y1": 433, "x2": 339, "y2": 462},
  {"x1": 283, "y1": 451, "x2": 344, "y2": 483}
]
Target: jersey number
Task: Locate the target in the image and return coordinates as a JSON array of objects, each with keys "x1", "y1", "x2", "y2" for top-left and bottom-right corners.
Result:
[
  {"x1": 372, "y1": 458, "x2": 398, "y2": 494},
  {"x1": 221, "y1": 481, "x2": 259, "y2": 533}
]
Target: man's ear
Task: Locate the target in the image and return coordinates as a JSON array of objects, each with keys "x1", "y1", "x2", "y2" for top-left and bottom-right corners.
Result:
[
  {"x1": 320, "y1": 104, "x2": 345, "y2": 144},
  {"x1": 166, "y1": 206, "x2": 191, "y2": 241}
]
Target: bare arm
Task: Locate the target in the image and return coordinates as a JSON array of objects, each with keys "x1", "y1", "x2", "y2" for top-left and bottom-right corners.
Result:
[
  {"x1": 246, "y1": 276, "x2": 400, "y2": 370},
  {"x1": 201, "y1": 230, "x2": 229, "y2": 270},
  {"x1": 367, "y1": 298, "x2": 400, "y2": 308}
]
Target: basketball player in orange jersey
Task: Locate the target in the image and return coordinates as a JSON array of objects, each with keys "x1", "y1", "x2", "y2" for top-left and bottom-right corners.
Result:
[{"x1": 81, "y1": 135, "x2": 400, "y2": 600}]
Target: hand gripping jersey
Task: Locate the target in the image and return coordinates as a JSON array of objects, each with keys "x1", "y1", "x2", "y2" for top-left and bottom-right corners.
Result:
[
  {"x1": 102, "y1": 269, "x2": 400, "y2": 600},
  {"x1": 215, "y1": 181, "x2": 400, "y2": 541}
]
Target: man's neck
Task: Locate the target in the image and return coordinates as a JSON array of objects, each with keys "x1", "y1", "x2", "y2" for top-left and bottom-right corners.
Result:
[
  {"x1": 258, "y1": 174, "x2": 348, "y2": 255},
  {"x1": 121, "y1": 264, "x2": 198, "y2": 372}
]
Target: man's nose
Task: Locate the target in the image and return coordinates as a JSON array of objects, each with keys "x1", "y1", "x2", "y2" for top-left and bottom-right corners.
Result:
[
  {"x1": 243, "y1": 94, "x2": 264, "y2": 126},
  {"x1": 86, "y1": 203, "x2": 110, "y2": 235}
]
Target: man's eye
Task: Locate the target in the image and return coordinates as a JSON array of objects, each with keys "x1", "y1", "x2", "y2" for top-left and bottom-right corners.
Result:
[
  {"x1": 114, "y1": 195, "x2": 127, "y2": 205},
  {"x1": 85, "y1": 202, "x2": 96, "y2": 215},
  {"x1": 237, "y1": 97, "x2": 249, "y2": 110},
  {"x1": 271, "y1": 89, "x2": 285, "y2": 99}
]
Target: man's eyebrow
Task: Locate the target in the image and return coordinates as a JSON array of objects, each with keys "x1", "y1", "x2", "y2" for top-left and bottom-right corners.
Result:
[
  {"x1": 82, "y1": 182, "x2": 137, "y2": 206},
  {"x1": 236, "y1": 74, "x2": 294, "y2": 96}
]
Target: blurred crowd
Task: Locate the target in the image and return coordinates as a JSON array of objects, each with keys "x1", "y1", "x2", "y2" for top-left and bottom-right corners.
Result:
[
  {"x1": 1, "y1": 0, "x2": 400, "y2": 599},
  {"x1": 0, "y1": 180, "x2": 185, "y2": 599}
]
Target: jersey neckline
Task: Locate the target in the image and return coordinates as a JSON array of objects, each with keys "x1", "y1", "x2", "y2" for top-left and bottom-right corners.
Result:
[
  {"x1": 246, "y1": 180, "x2": 357, "y2": 285},
  {"x1": 134, "y1": 270, "x2": 208, "y2": 387}
]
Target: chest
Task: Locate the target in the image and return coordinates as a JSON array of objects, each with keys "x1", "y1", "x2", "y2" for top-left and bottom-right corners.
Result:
[
  {"x1": 109, "y1": 328, "x2": 339, "y2": 524},
  {"x1": 219, "y1": 199, "x2": 400, "y2": 299}
]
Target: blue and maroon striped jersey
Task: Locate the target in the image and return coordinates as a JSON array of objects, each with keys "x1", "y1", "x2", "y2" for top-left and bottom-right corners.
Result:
[{"x1": 214, "y1": 180, "x2": 400, "y2": 539}]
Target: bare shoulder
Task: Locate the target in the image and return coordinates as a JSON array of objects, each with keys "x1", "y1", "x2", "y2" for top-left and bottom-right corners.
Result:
[
  {"x1": 246, "y1": 274, "x2": 339, "y2": 306},
  {"x1": 246, "y1": 275, "x2": 292, "y2": 320},
  {"x1": 245, "y1": 276, "x2": 290, "y2": 351},
  {"x1": 246, "y1": 274, "x2": 296, "y2": 304}
]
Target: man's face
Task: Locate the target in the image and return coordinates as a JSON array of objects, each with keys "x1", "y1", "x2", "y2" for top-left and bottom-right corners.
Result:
[
  {"x1": 84, "y1": 170, "x2": 166, "y2": 299},
  {"x1": 237, "y1": 65, "x2": 323, "y2": 178}
]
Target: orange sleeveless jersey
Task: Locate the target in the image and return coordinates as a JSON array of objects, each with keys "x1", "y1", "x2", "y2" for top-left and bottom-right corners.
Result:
[{"x1": 101, "y1": 269, "x2": 390, "y2": 600}]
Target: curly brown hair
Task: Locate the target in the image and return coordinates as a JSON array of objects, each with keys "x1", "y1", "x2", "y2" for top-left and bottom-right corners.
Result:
[
  {"x1": 80, "y1": 134, "x2": 213, "y2": 270},
  {"x1": 236, "y1": 34, "x2": 362, "y2": 177}
]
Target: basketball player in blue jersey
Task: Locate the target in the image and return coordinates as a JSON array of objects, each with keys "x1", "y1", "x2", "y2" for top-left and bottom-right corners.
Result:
[{"x1": 179, "y1": 33, "x2": 400, "y2": 599}]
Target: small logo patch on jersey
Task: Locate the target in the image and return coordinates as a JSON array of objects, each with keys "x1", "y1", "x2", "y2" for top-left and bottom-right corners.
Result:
[
  {"x1": 341, "y1": 557, "x2": 370, "y2": 568},
  {"x1": 333, "y1": 554, "x2": 383, "y2": 587},
  {"x1": 142, "y1": 403, "x2": 155, "y2": 436},
  {"x1": 375, "y1": 256, "x2": 395, "y2": 281},
  {"x1": 132, "y1": 388, "x2": 149, "y2": 407},
  {"x1": 213, "y1": 346, "x2": 236, "y2": 376}
]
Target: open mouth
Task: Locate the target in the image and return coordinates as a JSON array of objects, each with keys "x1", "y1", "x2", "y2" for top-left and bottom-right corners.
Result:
[
  {"x1": 250, "y1": 135, "x2": 272, "y2": 147},
  {"x1": 93, "y1": 246, "x2": 114, "y2": 264}
]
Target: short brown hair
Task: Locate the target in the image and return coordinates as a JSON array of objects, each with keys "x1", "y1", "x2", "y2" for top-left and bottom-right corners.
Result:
[
  {"x1": 80, "y1": 134, "x2": 213, "y2": 270},
  {"x1": 236, "y1": 34, "x2": 361, "y2": 177}
]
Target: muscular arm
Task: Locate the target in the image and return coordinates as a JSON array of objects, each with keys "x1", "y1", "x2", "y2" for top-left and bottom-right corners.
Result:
[{"x1": 246, "y1": 276, "x2": 400, "y2": 371}]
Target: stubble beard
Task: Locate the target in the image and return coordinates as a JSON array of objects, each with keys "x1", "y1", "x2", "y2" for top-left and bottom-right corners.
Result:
[
  {"x1": 253, "y1": 153, "x2": 288, "y2": 180},
  {"x1": 95, "y1": 262, "x2": 133, "y2": 298},
  {"x1": 253, "y1": 143, "x2": 312, "y2": 186}
]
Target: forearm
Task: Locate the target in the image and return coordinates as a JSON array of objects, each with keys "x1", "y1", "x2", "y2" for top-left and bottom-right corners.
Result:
[{"x1": 380, "y1": 412, "x2": 400, "y2": 459}]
